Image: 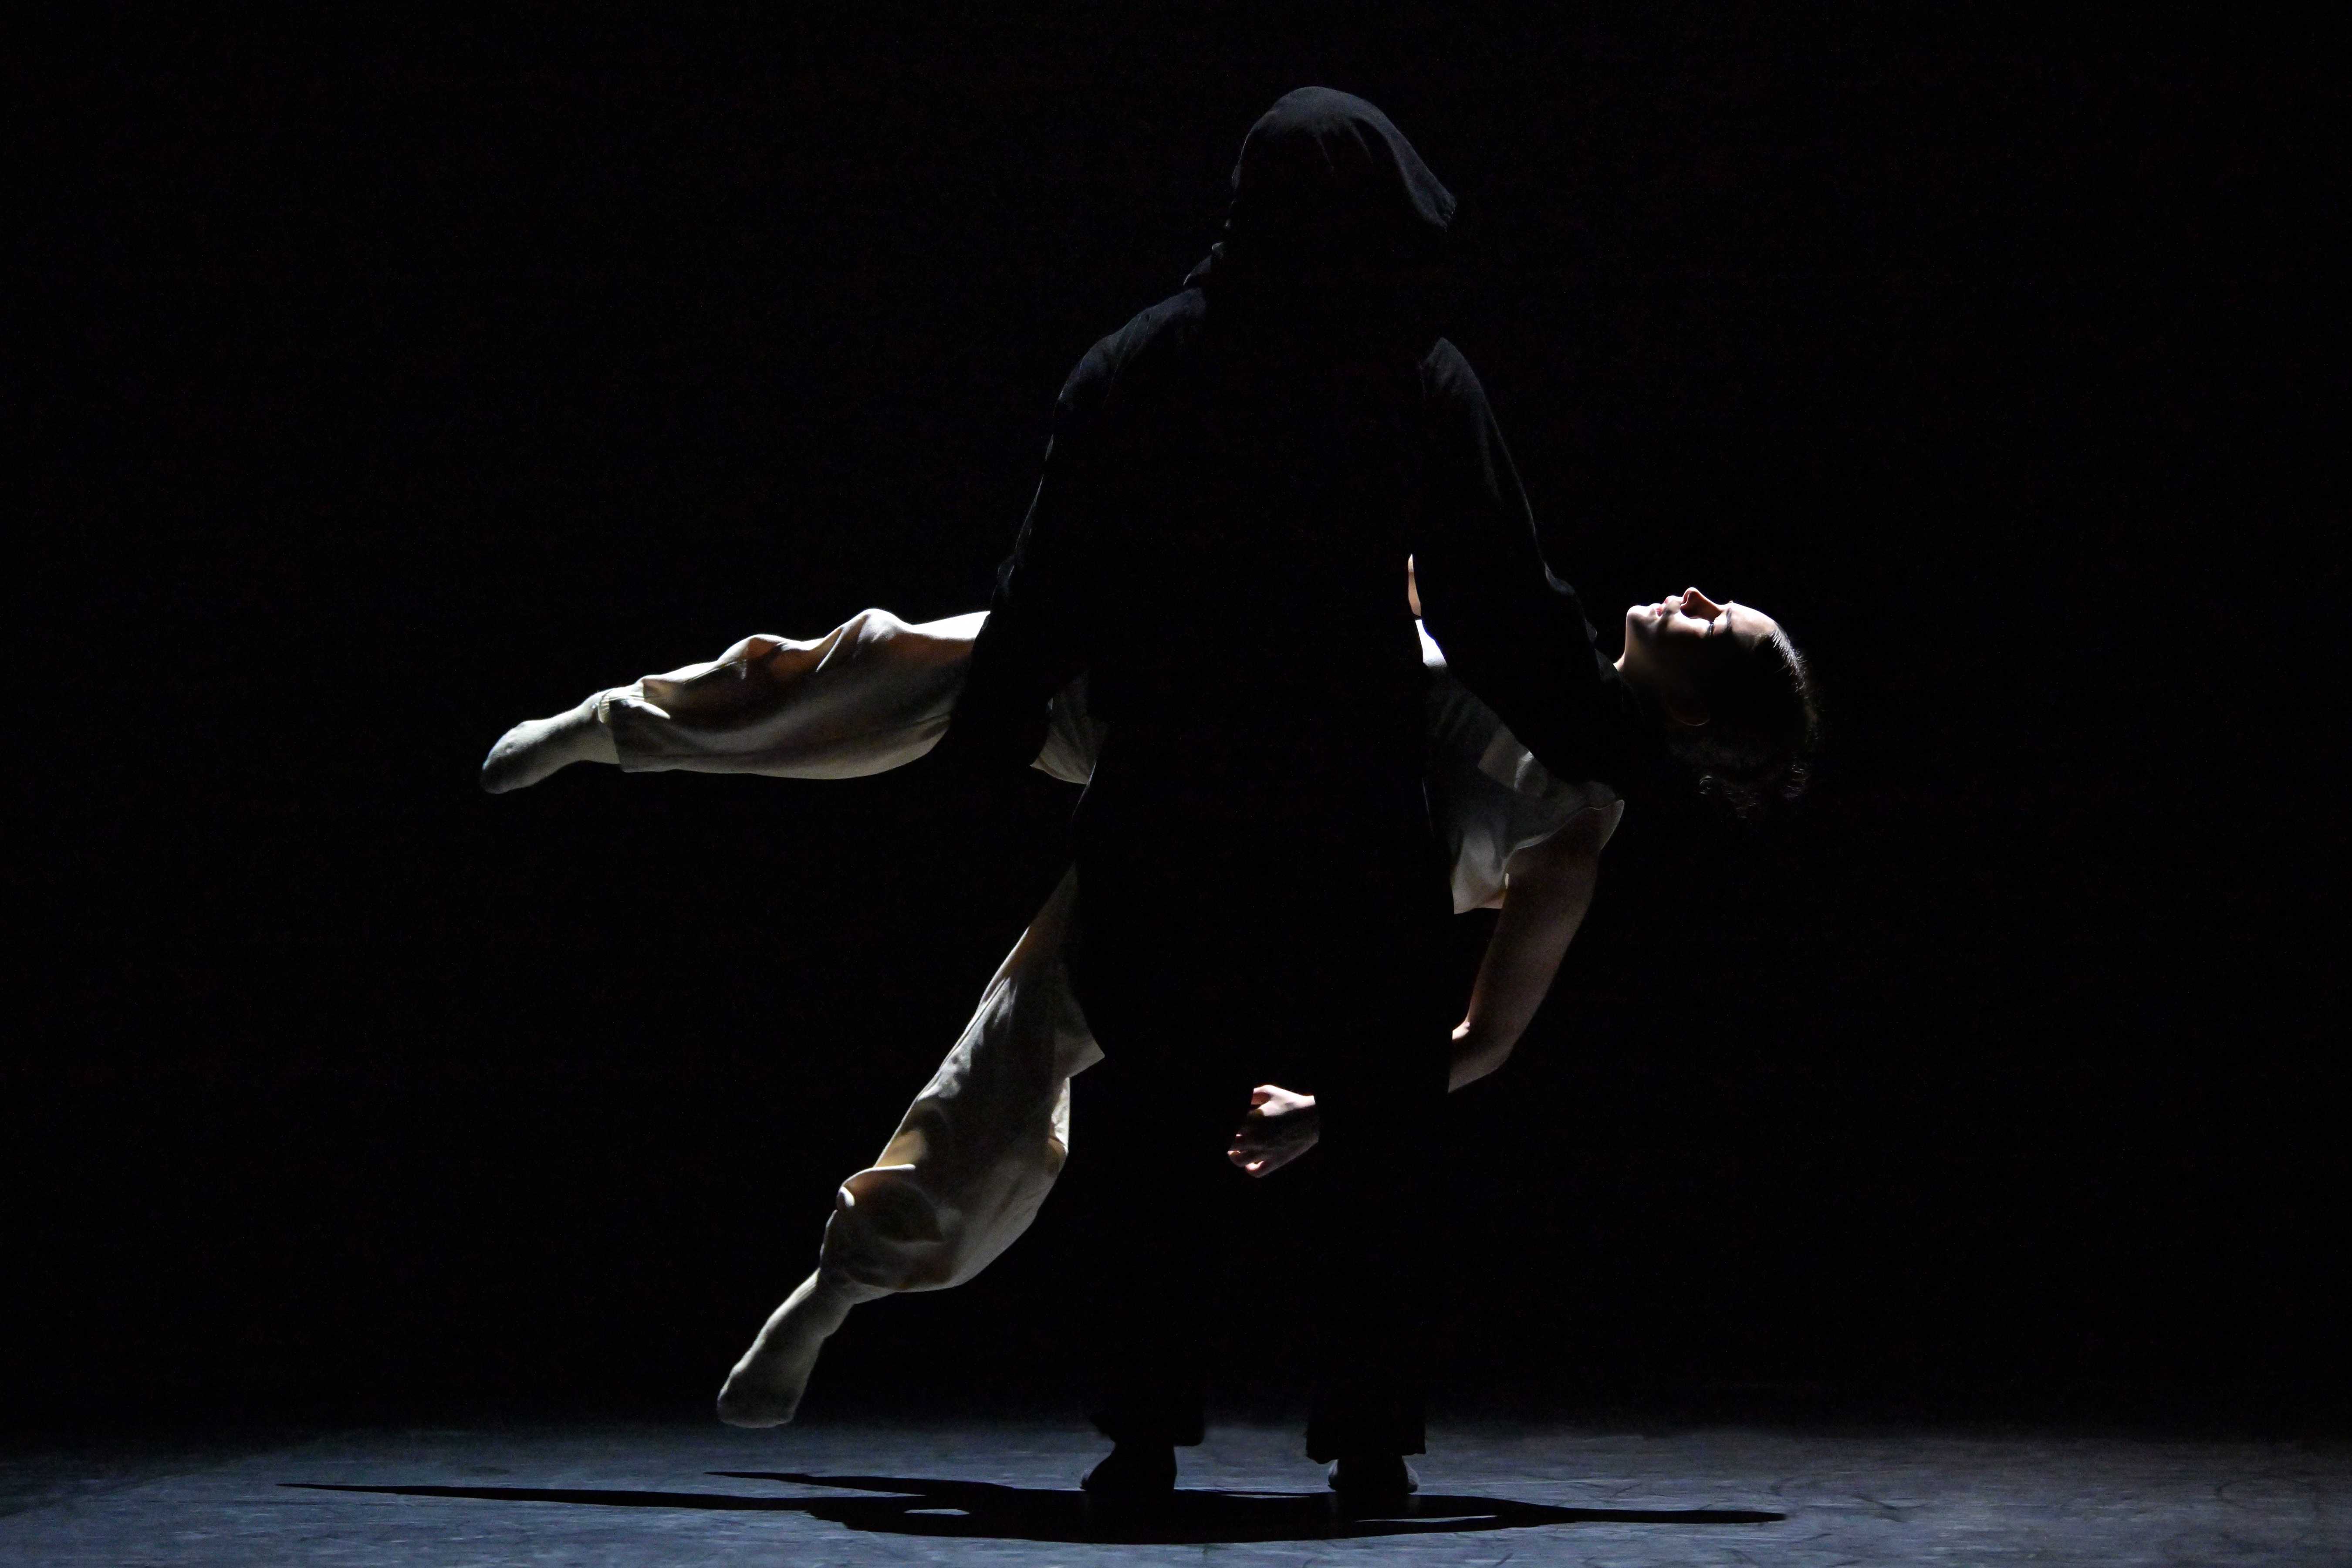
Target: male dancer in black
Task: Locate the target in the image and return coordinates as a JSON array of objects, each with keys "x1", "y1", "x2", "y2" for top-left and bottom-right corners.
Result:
[{"x1": 930, "y1": 88, "x2": 1648, "y2": 1504}]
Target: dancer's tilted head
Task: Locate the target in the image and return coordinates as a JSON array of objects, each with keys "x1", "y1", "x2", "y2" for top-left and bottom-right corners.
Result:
[{"x1": 1616, "y1": 588, "x2": 1819, "y2": 816}]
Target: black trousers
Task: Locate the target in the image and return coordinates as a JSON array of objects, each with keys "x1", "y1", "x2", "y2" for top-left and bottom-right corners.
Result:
[{"x1": 1065, "y1": 828, "x2": 1453, "y2": 1460}]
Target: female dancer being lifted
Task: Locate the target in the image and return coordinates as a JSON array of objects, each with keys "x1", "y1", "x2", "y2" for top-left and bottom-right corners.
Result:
[{"x1": 481, "y1": 567, "x2": 1815, "y2": 1429}]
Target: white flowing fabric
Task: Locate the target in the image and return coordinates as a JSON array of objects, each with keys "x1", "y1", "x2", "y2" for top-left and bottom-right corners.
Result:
[
  {"x1": 825, "y1": 865, "x2": 1100, "y2": 1292},
  {"x1": 601, "y1": 608, "x2": 1102, "y2": 788},
  {"x1": 1415, "y1": 623, "x2": 1624, "y2": 913},
  {"x1": 581, "y1": 608, "x2": 1613, "y2": 1293}
]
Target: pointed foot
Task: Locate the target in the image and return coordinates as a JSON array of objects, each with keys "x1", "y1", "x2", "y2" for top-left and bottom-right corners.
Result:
[
  {"x1": 714, "y1": 1269, "x2": 867, "y2": 1429},
  {"x1": 480, "y1": 695, "x2": 615, "y2": 793}
]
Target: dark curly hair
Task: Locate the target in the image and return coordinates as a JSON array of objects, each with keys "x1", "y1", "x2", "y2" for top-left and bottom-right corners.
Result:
[{"x1": 1664, "y1": 622, "x2": 1820, "y2": 818}]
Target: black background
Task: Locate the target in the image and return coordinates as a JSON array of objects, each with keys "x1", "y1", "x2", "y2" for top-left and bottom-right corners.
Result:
[{"x1": 7, "y1": 8, "x2": 2336, "y2": 1432}]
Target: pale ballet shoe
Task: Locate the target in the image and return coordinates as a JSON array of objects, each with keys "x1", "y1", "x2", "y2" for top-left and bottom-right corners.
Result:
[
  {"x1": 480, "y1": 694, "x2": 617, "y2": 793},
  {"x1": 715, "y1": 1267, "x2": 882, "y2": 1428}
]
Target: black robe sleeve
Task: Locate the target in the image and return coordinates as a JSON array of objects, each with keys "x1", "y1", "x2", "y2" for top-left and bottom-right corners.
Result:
[
  {"x1": 1410, "y1": 341, "x2": 1649, "y2": 792},
  {"x1": 926, "y1": 341, "x2": 1111, "y2": 782}
]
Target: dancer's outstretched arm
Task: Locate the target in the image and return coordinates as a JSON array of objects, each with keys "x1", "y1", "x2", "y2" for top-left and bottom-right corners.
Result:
[
  {"x1": 1446, "y1": 799, "x2": 1616, "y2": 1089},
  {"x1": 1228, "y1": 801, "x2": 1616, "y2": 1176}
]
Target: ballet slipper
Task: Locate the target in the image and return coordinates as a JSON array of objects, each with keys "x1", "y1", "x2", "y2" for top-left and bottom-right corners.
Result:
[
  {"x1": 480, "y1": 693, "x2": 618, "y2": 793},
  {"x1": 715, "y1": 1266, "x2": 885, "y2": 1428}
]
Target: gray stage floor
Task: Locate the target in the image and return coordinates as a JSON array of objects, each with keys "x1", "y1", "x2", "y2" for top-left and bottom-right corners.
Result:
[{"x1": 3, "y1": 1416, "x2": 2345, "y2": 1565}]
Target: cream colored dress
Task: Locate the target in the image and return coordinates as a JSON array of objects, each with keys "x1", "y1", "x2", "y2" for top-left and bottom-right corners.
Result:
[{"x1": 591, "y1": 608, "x2": 1616, "y2": 1295}]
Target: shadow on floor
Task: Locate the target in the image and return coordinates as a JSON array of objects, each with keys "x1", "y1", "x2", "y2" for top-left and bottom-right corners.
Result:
[{"x1": 285, "y1": 1470, "x2": 1783, "y2": 1544}]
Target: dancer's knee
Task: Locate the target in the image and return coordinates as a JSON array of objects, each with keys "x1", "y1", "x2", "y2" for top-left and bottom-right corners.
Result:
[{"x1": 819, "y1": 1166, "x2": 956, "y2": 1291}]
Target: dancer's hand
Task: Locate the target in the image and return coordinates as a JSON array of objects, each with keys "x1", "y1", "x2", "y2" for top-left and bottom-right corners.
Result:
[{"x1": 1228, "y1": 1084, "x2": 1319, "y2": 1177}]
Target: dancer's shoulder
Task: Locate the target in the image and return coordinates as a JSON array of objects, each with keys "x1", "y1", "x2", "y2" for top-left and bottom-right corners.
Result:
[
  {"x1": 1417, "y1": 337, "x2": 1495, "y2": 410},
  {"x1": 1068, "y1": 290, "x2": 1210, "y2": 387}
]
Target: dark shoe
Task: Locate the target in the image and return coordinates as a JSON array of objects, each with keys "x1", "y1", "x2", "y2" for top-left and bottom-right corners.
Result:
[
  {"x1": 1327, "y1": 1453, "x2": 1419, "y2": 1512},
  {"x1": 1081, "y1": 1441, "x2": 1177, "y2": 1515}
]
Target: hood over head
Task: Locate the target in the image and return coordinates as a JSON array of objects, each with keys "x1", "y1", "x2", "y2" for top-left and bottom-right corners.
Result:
[{"x1": 1188, "y1": 88, "x2": 1456, "y2": 340}]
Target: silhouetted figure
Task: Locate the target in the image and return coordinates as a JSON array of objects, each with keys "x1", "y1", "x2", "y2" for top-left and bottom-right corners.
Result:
[
  {"x1": 482, "y1": 567, "x2": 1822, "y2": 1450},
  {"x1": 930, "y1": 88, "x2": 1643, "y2": 1498}
]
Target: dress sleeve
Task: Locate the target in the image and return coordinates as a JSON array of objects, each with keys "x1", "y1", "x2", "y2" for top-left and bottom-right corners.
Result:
[
  {"x1": 1409, "y1": 340, "x2": 1646, "y2": 792},
  {"x1": 929, "y1": 347, "x2": 1112, "y2": 781}
]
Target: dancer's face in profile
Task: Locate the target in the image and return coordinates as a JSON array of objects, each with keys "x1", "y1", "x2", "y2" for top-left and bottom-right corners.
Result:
[{"x1": 1619, "y1": 588, "x2": 1778, "y2": 726}]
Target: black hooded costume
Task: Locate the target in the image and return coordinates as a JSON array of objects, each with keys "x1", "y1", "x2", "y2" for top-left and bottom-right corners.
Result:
[{"x1": 933, "y1": 88, "x2": 1642, "y2": 1460}]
